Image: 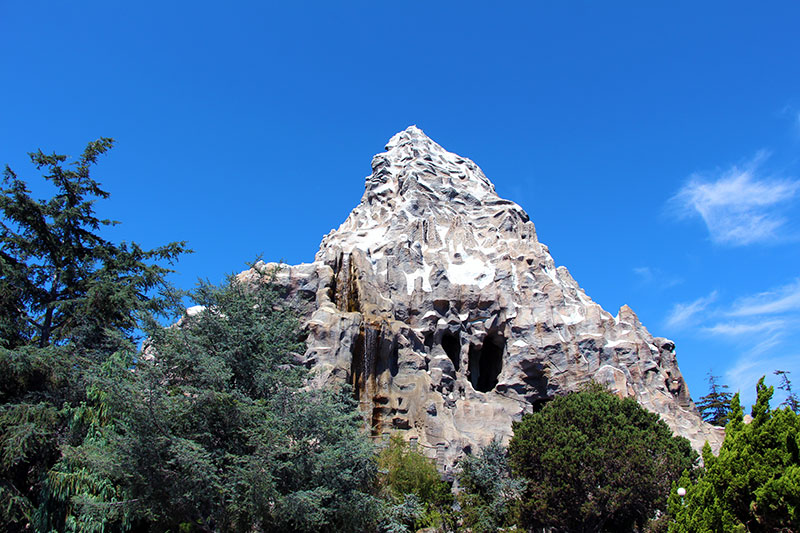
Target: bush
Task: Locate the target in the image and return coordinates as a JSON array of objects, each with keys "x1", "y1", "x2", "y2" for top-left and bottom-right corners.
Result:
[
  {"x1": 377, "y1": 435, "x2": 452, "y2": 531},
  {"x1": 456, "y1": 440, "x2": 524, "y2": 532},
  {"x1": 508, "y1": 382, "x2": 697, "y2": 532}
]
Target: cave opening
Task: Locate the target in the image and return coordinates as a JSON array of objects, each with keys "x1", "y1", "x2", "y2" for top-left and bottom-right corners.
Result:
[
  {"x1": 441, "y1": 332, "x2": 460, "y2": 371},
  {"x1": 424, "y1": 331, "x2": 434, "y2": 351},
  {"x1": 468, "y1": 332, "x2": 504, "y2": 392}
]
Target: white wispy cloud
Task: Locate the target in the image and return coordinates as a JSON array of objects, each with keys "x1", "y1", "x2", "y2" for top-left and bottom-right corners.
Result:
[
  {"x1": 728, "y1": 278, "x2": 800, "y2": 316},
  {"x1": 702, "y1": 319, "x2": 785, "y2": 337},
  {"x1": 673, "y1": 278, "x2": 800, "y2": 405},
  {"x1": 725, "y1": 351, "x2": 800, "y2": 405},
  {"x1": 672, "y1": 153, "x2": 800, "y2": 245},
  {"x1": 633, "y1": 266, "x2": 682, "y2": 288},
  {"x1": 633, "y1": 267, "x2": 653, "y2": 282},
  {"x1": 664, "y1": 291, "x2": 718, "y2": 329}
]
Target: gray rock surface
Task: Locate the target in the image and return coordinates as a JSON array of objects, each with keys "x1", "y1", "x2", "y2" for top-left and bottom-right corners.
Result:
[{"x1": 238, "y1": 126, "x2": 724, "y2": 472}]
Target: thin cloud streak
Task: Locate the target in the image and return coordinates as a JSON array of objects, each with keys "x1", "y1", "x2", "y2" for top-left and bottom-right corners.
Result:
[
  {"x1": 672, "y1": 154, "x2": 800, "y2": 245},
  {"x1": 725, "y1": 351, "x2": 800, "y2": 405},
  {"x1": 728, "y1": 278, "x2": 800, "y2": 316},
  {"x1": 665, "y1": 291, "x2": 718, "y2": 329},
  {"x1": 672, "y1": 278, "x2": 800, "y2": 405},
  {"x1": 633, "y1": 267, "x2": 653, "y2": 282},
  {"x1": 703, "y1": 319, "x2": 785, "y2": 337},
  {"x1": 632, "y1": 266, "x2": 682, "y2": 288}
]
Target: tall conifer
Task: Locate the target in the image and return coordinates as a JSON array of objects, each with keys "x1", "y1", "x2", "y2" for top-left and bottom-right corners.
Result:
[{"x1": 696, "y1": 371, "x2": 733, "y2": 426}]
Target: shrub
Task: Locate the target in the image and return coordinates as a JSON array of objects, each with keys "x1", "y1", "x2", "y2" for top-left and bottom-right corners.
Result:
[{"x1": 509, "y1": 382, "x2": 696, "y2": 532}]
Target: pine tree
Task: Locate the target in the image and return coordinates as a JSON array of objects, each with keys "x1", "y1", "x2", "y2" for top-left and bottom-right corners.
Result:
[
  {"x1": 52, "y1": 273, "x2": 383, "y2": 532},
  {"x1": 775, "y1": 370, "x2": 799, "y2": 414},
  {"x1": 696, "y1": 370, "x2": 733, "y2": 426},
  {"x1": 0, "y1": 138, "x2": 186, "y2": 351},
  {"x1": 0, "y1": 139, "x2": 186, "y2": 530}
]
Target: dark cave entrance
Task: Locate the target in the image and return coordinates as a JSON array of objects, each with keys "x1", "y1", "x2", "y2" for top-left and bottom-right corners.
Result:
[
  {"x1": 441, "y1": 332, "x2": 460, "y2": 371},
  {"x1": 469, "y1": 332, "x2": 504, "y2": 392}
]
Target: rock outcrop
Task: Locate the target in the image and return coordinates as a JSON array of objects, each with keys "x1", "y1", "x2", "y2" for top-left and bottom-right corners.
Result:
[{"x1": 238, "y1": 126, "x2": 723, "y2": 473}]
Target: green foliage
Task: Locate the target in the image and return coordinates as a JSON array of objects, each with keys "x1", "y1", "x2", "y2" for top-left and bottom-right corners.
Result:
[
  {"x1": 667, "y1": 377, "x2": 800, "y2": 532},
  {"x1": 1, "y1": 139, "x2": 382, "y2": 531},
  {"x1": 0, "y1": 139, "x2": 186, "y2": 531},
  {"x1": 509, "y1": 382, "x2": 697, "y2": 533},
  {"x1": 0, "y1": 344, "x2": 95, "y2": 531},
  {"x1": 456, "y1": 440, "x2": 524, "y2": 532},
  {"x1": 696, "y1": 371, "x2": 733, "y2": 426},
  {"x1": 0, "y1": 138, "x2": 186, "y2": 350},
  {"x1": 377, "y1": 434, "x2": 453, "y2": 531},
  {"x1": 42, "y1": 273, "x2": 382, "y2": 532}
]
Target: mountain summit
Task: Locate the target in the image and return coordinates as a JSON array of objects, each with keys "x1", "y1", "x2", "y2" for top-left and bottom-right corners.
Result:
[{"x1": 241, "y1": 126, "x2": 723, "y2": 471}]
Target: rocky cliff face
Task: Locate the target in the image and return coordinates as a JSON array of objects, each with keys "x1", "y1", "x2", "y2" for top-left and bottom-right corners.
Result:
[{"x1": 239, "y1": 126, "x2": 723, "y2": 473}]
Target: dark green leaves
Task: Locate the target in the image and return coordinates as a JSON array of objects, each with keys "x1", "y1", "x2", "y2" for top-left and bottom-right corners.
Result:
[
  {"x1": 59, "y1": 275, "x2": 382, "y2": 532},
  {"x1": 509, "y1": 383, "x2": 696, "y2": 533},
  {"x1": 0, "y1": 139, "x2": 187, "y2": 531},
  {"x1": 457, "y1": 440, "x2": 524, "y2": 532},
  {"x1": 696, "y1": 371, "x2": 733, "y2": 426},
  {"x1": 0, "y1": 139, "x2": 187, "y2": 349}
]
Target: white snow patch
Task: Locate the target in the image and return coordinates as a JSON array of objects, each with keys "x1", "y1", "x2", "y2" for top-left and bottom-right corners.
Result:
[
  {"x1": 576, "y1": 289, "x2": 592, "y2": 305},
  {"x1": 447, "y1": 255, "x2": 495, "y2": 289},
  {"x1": 348, "y1": 227, "x2": 387, "y2": 255},
  {"x1": 404, "y1": 261, "x2": 434, "y2": 295},
  {"x1": 558, "y1": 307, "x2": 585, "y2": 325},
  {"x1": 544, "y1": 267, "x2": 559, "y2": 285},
  {"x1": 605, "y1": 339, "x2": 628, "y2": 348},
  {"x1": 436, "y1": 224, "x2": 450, "y2": 243},
  {"x1": 371, "y1": 182, "x2": 393, "y2": 195},
  {"x1": 511, "y1": 263, "x2": 519, "y2": 291},
  {"x1": 512, "y1": 339, "x2": 529, "y2": 348}
]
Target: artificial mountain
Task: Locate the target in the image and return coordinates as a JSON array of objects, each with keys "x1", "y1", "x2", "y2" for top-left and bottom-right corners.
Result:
[{"x1": 238, "y1": 126, "x2": 723, "y2": 473}]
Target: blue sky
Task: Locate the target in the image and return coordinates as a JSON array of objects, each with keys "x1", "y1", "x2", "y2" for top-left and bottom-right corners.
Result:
[{"x1": 2, "y1": 2, "x2": 798, "y2": 407}]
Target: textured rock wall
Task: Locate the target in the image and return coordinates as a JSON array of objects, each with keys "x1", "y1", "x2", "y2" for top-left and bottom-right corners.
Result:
[{"x1": 237, "y1": 126, "x2": 724, "y2": 473}]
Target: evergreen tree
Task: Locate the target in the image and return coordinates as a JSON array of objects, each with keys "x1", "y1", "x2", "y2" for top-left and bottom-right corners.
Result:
[
  {"x1": 45, "y1": 274, "x2": 382, "y2": 532},
  {"x1": 667, "y1": 377, "x2": 800, "y2": 532},
  {"x1": 775, "y1": 370, "x2": 799, "y2": 414},
  {"x1": 696, "y1": 370, "x2": 733, "y2": 426},
  {"x1": 0, "y1": 139, "x2": 186, "y2": 530},
  {"x1": 0, "y1": 139, "x2": 185, "y2": 351},
  {"x1": 508, "y1": 382, "x2": 697, "y2": 533}
]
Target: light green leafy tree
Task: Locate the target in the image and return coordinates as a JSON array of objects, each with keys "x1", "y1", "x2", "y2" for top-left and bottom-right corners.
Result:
[
  {"x1": 456, "y1": 440, "x2": 525, "y2": 532},
  {"x1": 377, "y1": 434, "x2": 453, "y2": 532}
]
